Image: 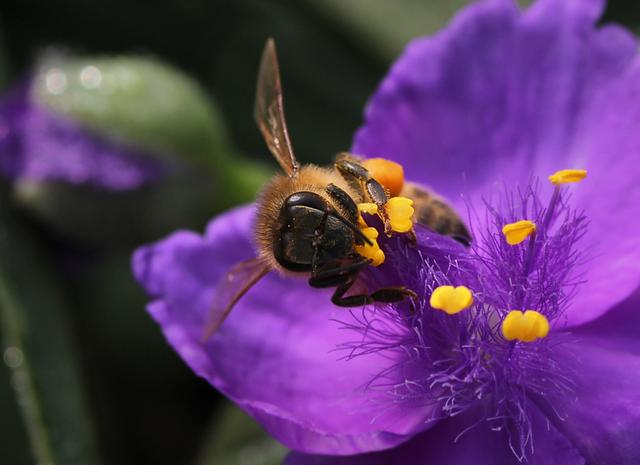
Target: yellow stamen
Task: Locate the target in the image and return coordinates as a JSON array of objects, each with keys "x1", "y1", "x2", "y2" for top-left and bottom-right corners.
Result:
[
  {"x1": 357, "y1": 203, "x2": 378, "y2": 228},
  {"x1": 501, "y1": 310, "x2": 549, "y2": 342},
  {"x1": 429, "y1": 285, "x2": 474, "y2": 315},
  {"x1": 549, "y1": 169, "x2": 587, "y2": 185},
  {"x1": 385, "y1": 197, "x2": 415, "y2": 233},
  {"x1": 358, "y1": 203, "x2": 379, "y2": 215},
  {"x1": 357, "y1": 198, "x2": 414, "y2": 235},
  {"x1": 355, "y1": 226, "x2": 385, "y2": 266},
  {"x1": 362, "y1": 158, "x2": 405, "y2": 197},
  {"x1": 502, "y1": 220, "x2": 536, "y2": 245}
]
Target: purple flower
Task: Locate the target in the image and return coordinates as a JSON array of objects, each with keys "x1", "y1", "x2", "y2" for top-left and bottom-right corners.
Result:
[
  {"x1": 0, "y1": 55, "x2": 230, "y2": 191},
  {"x1": 132, "y1": 0, "x2": 640, "y2": 464},
  {"x1": 0, "y1": 80, "x2": 165, "y2": 190}
]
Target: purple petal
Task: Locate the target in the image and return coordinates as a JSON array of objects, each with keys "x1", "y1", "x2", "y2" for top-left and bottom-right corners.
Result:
[
  {"x1": 572, "y1": 288, "x2": 640, "y2": 351},
  {"x1": 352, "y1": 0, "x2": 639, "y2": 326},
  {"x1": 537, "y1": 326, "x2": 640, "y2": 465},
  {"x1": 132, "y1": 206, "x2": 438, "y2": 455},
  {"x1": 352, "y1": 0, "x2": 630, "y2": 207},
  {"x1": 285, "y1": 405, "x2": 584, "y2": 465},
  {"x1": 561, "y1": 62, "x2": 640, "y2": 326},
  {"x1": 0, "y1": 82, "x2": 165, "y2": 190}
]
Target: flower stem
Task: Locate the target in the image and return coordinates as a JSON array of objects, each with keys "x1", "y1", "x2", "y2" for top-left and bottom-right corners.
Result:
[{"x1": 0, "y1": 270, "x2": 56, "y2": 465}]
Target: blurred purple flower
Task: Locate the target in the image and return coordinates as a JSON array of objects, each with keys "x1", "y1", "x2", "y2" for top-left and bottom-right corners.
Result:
[
  {"x1": 132, "y1": 0, "x2": 640, "y2": 464},
  {"x1": 0, "y1": 81, "x2": 165, "y2": 190}
]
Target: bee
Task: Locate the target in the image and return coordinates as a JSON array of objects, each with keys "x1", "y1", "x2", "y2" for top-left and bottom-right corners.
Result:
[{"x1": 203, "y1": 39, "x2": 471, "y2": 339}]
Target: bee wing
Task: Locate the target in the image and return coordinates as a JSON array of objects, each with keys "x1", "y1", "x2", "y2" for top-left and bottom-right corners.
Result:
[
  {"x1": 254, "y1": 38, "x2": 299, "y2": 177},
  {"x1": 202, "y1": 258, "x2": 270, "y2": 341}
]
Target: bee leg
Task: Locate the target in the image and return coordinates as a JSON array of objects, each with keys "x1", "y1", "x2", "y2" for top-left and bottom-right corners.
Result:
[
  {"x1": 363, "y1": 178, "x2": 392, "y2": 236},
  {"x1": 310, "y1": 196, "x2": 372, "y2": 247},
  {"x1": 334, "y1": 158, "x2": 387, "y2": 204},
  {"x1": 309, "y1": 257, "x2": 416, "y2": 307},
  {"x1": 364, "y1": 179, "x2": 393, "y2": 234},
  {"x1": 371, "y1": 287, "x2": 418, "y2": 304},
  {"x1": 334, "y1": 158, "x2": 370, "y2": 195},
  {"x1": 325, "y1": 183, "x2": 359, "y2": 225},
  {"x1": 309, "y1": 258, "x2": 371, "y2": 287},
  {"x1": 330, "y1": 275, "x2": 372, "y2": 307},
  {"x1": 334, "y1": 158, "x2": 392, "y2": 234},
  {"x1": 329, "y1": 274, "x2": 417, "y2": 307}
]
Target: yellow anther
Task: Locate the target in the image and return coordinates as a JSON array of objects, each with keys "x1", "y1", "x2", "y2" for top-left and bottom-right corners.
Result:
[
  {"x1": 501, "y1": 310, "x2": 549, "y2": 342},
  {"x1": 429, "y1": 285, "x2": 474, "y2": 315},
  {"x1": 358, "y1": 203, "x2": 379, "y2": 215},
  {"x1": 549, "y1": 169, "x2": 587, "y2": 185},
  {"x1": 502, "y1": 220, "x2": 536, "y2": 245},
  {"x1": 357, "y1": 203, "x2": 378, "y2": 228},
  {"x1": 385, "y1": 197, "x2": 415, "y2": 233},
  {"x1": 357, "y1": 198, "x2": 414, "y2": 234},
  {"x1": 355, "y1": 226, "x2": 385, "y2": 266}
]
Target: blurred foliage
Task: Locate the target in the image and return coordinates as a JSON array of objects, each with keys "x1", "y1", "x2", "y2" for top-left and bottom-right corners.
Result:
[
  {"x1": 13, "y1": 158, "x2": 265, "y2": 247},
  {"x1": 0, "y1": 186, "x2": 100, "y2": 465},
  {"x1": 66, "y1": 251, "x2": 219, "y2": 465},
  {"x1": 17, "y1": 54, "x2": 270, "y2": 246},
  {"x1": 1, "y1": 0, "x2": 386, "y2": 166},
  {"x1": 305, "y1": 0, "x2": 470, "y2": 61},
  {"x1": 34, "y1": 55, "x2": 231, "y2": 165},
  {"x1": 195, "y1": 402, "x2": 287, "y2": 465},
  {"x1": 0, "y1": 1, "x2": 636, "y2": 465},
  {"x1": 0, "y1": 362, "x2": 33, "y2": 465}
]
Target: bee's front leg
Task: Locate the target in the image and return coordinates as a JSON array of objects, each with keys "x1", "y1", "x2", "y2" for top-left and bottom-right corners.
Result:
[
  {"x1": 325, "y1": 183, "x2": 359, "y2": 225},
  {"x1": 328, "y1": 274, "x2": 417, "y2": 308},
  {"x1": 334, "y1": 156, "x2": 393, "y2": 234}
]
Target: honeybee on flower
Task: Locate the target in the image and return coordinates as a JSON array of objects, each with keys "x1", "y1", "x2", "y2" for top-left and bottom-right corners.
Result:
[{"x1": 133, "y1": 0, "x2": 640, "y2": 464}]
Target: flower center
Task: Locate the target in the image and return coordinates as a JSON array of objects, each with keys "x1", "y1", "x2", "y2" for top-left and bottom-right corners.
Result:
[
  {"x1": 425, "y1": 169, "x2": 586, "y2": 343},
  {"x1": 343, "y1": 167, "x2": 588, "y2": 461}
]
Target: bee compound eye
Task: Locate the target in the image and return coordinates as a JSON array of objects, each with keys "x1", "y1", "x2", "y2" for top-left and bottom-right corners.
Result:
[{"x1": 284, "y1": 191, "x2": 328, "y2": 211}]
